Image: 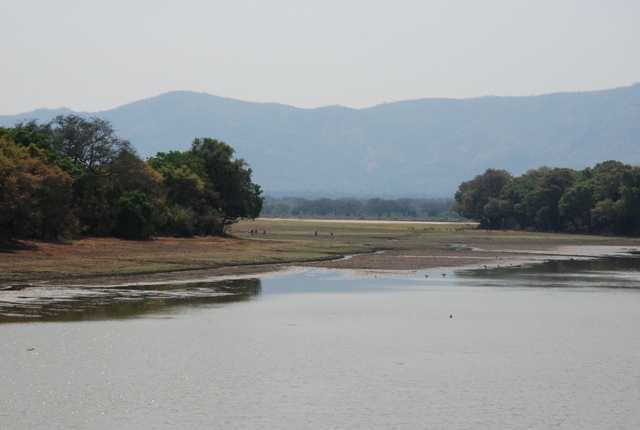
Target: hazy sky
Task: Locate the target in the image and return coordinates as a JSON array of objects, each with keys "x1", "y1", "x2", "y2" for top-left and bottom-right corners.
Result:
[{"x1": 2, "y1": 0, "x2": 639, "y2": 114}]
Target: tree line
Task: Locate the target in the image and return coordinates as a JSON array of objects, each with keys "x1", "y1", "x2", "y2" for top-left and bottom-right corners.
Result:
[
  {"x1": 0, "y1": 115, "x2": 263, "y2": 241},
  {"x1": 261, "y1": 196, "x2": 458, "y2": 220},
  {"x1": 453, "y1": 161, "x2": 640, "y2": 234}
]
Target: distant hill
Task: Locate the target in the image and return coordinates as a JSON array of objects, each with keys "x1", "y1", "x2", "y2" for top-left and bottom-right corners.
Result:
[{"x1": 2, "y1": 85, "x2": 639, "y2": 197}]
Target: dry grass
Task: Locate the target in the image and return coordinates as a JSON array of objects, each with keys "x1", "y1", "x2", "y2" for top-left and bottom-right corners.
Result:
[{"x1": 1, "y1": 219, "x2": 638, "y2": 285}]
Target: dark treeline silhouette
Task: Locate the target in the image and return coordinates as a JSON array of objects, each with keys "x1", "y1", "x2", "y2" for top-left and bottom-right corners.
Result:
[
  {"x1": 0, "y1": 115, "x2": 262, "y2": 241},
  {"x1": 261, "y1": 196, "x2": 459, "y2": 221},
  {"x1": 453, "y1": 161, "x2": 640, "y2": 235}
]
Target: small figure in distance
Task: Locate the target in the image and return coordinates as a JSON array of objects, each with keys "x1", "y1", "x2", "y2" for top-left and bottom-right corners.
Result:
[
  {"x1": 425, "y1": 274, "x2": 428, "y2": 278},
  {"x1": 330, "y1": 232, "x2": 333, "y2": 236},
  {"x1": 315, "y1": 231, "x2": 317, "y2": 236},
  {"x1": 449, "y1": 314, "x2": 453, "y2": 318},
  {"x1": 263, "y1": 230, "x2": 266, "y2": 234}
]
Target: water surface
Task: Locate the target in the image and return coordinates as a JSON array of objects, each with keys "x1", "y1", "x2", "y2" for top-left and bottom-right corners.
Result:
[{"x1": 1, "y1": 256, "x2": 639, "y2": 429}]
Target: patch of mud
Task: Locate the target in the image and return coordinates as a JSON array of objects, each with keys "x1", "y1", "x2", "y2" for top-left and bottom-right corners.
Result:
[{"x1": 0, "y1": 278, "x2": 262, "y2": 323}]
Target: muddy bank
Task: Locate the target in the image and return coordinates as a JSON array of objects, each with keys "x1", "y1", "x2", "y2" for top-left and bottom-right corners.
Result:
[{"x1": 4, "y1": 244, "x2": 637, "y2": 290}]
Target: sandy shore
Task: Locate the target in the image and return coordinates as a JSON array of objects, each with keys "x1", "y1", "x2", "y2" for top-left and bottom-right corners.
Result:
[
  {"x1": 0, "y1": 241, "x2": 637, "y2": 311},
  {"x1": 5, "y1": 243, "x2": 636, "y2": 290},
  {"x1": 2, "y1": 219, "x2": 639, "y2": 290}
]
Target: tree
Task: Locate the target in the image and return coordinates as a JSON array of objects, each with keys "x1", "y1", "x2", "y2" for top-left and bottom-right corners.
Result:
[
  {"x1": 147, "y1": 151, "x2": 205, "y2": 207},
  {"x1": 148, "y1": 150, "x2": 215, "y2": 236},
  {"x1": 36, "y1": 115, "x2": 145, "y2": 236},
  {"x1": 499, "y1": 171, "x2": 540, "y2": 229},
  {"x1": 190, "y1": 138, "x2": 263, "y2": 229},
  {"x1": 115, "y1": 191, "x2": 154, "y2": 239},
  {"x1": 455, "y1": 161, "x2": 640, "y2": 235},
  {"x1": 0, "y1": 137, "x2": 76, "y2": 241},
  {"x1": 591, "y1": 198, "x2": 616, "y2": 231},
  {"x1": 45, "y1": 115, "x2": 134, "y2": 174},
  {"x1": 589, "y1": 160, "x2": 630, "y2": 202},
  {"x1": 526, "y1": 168, "x2": 576, "y2": 232},
  {"x1": 0, "y1": 121, "x2": 82, "y2": 180},
  {"x1": 558, "y1": 182, "x2": 596, "y2": 232},
  {"x1": 612, "y1": 167, "x2": 640, "y2": 234},
  {"x1": 1, "y1": 118, "x2": 266, "y2": 239},
  {"x1": 453, "y1": 169, "x2": 513, "y2": 228}
]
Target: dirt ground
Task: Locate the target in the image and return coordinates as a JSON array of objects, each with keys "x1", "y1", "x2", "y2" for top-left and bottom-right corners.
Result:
[{"x1": 1, "y1": 219, "x2": 639, "y2": 288}]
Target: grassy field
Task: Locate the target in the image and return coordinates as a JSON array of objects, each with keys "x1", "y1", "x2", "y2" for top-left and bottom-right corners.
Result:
[{"x1": 1, "y1": 219, "x2": 638, "y2": 284}]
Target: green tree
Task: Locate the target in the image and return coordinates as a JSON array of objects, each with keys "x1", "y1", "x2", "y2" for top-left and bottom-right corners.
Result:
[
  {"x1": 453, "y1": 169, "x2": 513, "y2": 228},
  {"x1": 558, "y1": 182, "x2": 596, "y2": 232},
  {"x1": 147, "y1": 150, "x2": 212, "y2": 236},
  {"x1": 589, "y1": 160, "x2": 630, "y2": 202},
  {"x1": 612, "y1": 167, "x2": 640, "y2": 234},
  {"x1": 114, "y1": 191, "x2": 155, "y2": 239},
  {"x1": 591, "y1": 198, "x2": 616, "y2": 231},
  {"x1": 526, "y1": 168, "x2": 576, "y2": 232},
  {"x1": 40, "y1": 115, "x2": 142, "y2": 236},
  {"x1": 190, "y1": 138, "x2": 263, "y2": 229},
  {"x1": 147, "y1": 151, "x2": 205, "y2": 207}
]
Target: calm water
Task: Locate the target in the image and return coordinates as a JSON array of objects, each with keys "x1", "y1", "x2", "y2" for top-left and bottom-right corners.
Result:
[{"x1": 1, "y1": 257, "x2": 640, "y2": 429}]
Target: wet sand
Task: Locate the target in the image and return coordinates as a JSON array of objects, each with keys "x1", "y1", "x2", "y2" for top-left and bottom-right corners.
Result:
[{"x1": 5, "y1": 244, "x2": 636, "y2": 291}]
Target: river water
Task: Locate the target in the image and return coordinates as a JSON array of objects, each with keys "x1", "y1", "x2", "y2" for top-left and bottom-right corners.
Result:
[{"x1": 1, "y1": 256, "x2": 640, "y2": 429}]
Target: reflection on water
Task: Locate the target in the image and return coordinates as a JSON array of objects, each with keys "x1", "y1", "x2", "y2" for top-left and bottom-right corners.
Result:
[
  {"x1": 0, "y1": 278, "x2": 261, "y2": 323},
  {"x1": 1, "y1": 255, "x2": 639, "y2": 324},
  {"x1": 457, "y1": 256, "x2": 640, "y2": 289}
]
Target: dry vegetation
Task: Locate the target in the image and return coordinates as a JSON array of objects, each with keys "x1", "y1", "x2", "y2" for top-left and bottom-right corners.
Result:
[{"x1": 1, "y1": 219, "x2": 639, "y2": 287}]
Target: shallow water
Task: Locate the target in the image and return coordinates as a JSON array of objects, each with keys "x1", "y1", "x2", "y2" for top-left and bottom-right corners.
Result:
[{"x1": 1, "y1": 257, "x2": 640, "y2": 429}]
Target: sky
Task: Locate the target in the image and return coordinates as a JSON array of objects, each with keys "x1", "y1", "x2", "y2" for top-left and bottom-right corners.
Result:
[{"x1": 2, "y1": 0, "x2": 639, "y2": 115}]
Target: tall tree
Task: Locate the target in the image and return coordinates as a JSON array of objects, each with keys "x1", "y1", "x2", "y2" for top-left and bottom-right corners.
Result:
[
  {"x1": 190, "y1": 138, "x2": 263, "y2": 229},
  {"x1": 453, "y1": 169, "x2": 513, "y2": 229}
]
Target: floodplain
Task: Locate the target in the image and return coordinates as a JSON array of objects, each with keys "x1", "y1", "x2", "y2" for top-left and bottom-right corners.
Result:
[{"x1": 1, "y1": 219, "x2": 638, "y2": 287}]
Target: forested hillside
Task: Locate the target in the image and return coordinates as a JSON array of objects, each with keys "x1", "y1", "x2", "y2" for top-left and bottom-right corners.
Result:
[{"x1": 2, "y1": 85, "x2": 639, "y2": 197}]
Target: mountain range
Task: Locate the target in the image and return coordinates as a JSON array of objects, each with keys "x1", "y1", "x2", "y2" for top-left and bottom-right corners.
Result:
[{"x1": 2, "y1": 84, "x2": 639, "y2": 197}]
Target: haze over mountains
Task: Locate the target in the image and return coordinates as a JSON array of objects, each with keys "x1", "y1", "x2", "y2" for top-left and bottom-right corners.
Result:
[{"x1": 2, "y1": 85, "x2": 639, "y2": 198}]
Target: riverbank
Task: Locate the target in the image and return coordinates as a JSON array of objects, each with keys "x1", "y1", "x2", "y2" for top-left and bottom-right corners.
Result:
[{"x1": 1, "y1": 219, "x2": 639, "y2": 288}]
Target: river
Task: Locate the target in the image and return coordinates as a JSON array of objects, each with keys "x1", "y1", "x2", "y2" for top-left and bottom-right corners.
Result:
[{"x1": 1, "y1": 256, "x2": 639, "y2": 429}]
